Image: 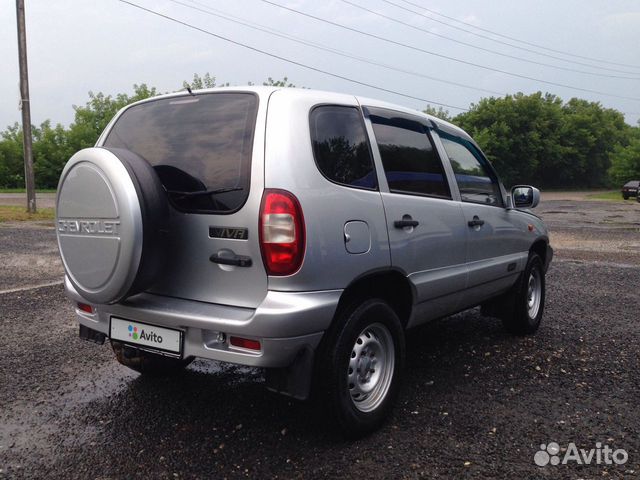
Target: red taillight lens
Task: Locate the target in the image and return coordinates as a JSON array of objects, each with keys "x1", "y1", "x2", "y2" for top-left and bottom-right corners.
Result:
[
  {"x1": 259, "y1": 189, "x2": 305, "y2": 276},
  {"x1": 77, "y1": 302, "x2": 93, "y2": 314},
  {"x1": 229, "y1": 336, "x2": 261, "y2": 351}
]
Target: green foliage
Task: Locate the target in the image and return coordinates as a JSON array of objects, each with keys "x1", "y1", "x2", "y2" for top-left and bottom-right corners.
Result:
[
  {"x1": 0, "y1": 84, "x2": 157, "y2": 189},
  {"x1": 608, "y1": 128, "x2": 640, "y2": 185},
  {"x1": 183, "y1": 72, "x2": 228, "y2": 90},
  {"x1": 1, "y1": 76, "x2": 636, "y2": 190},
  {"x1": 586, "y1": 190, "x2": 627, "y2": 201},
  {"x1": 67, "y1": 83, "x2": 158, "y2": 152},
  {"x1": 263, "y1": 76, "x2": 296, "y2": 87},
  {"x1": 423, "y1": 105, "x2": 452, "y2": 122},
  {"x1": 453, "y1": 92, "x2": 629, "y2": 188}
]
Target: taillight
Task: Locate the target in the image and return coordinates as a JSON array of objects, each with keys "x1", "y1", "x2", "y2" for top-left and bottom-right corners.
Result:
[
  {"x1": 259, "y1": 189, "x2": 305, "y2": 276},
  {"x1": 229, "y1": 336, "x2": 261, "y2": 351},
  {"x1": 77, "y1": 302, "x2": 93, "y2": 314}
]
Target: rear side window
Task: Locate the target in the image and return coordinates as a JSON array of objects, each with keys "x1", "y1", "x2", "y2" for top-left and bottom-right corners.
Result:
[
  {"x1": 439, "y1": 133, "x2": 503, "y2": 207},
  {"x1": 368, "y1": 108, "x2": 450, "y2": 198},
  {"x1": 104, "y1": 92, "x2": 258, "y2": 214},
  {"x1": 310, "y1": 106, "x2": 377, "y2": 189}
]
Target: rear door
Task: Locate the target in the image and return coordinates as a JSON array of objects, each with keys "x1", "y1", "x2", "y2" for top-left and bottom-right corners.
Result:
[
  {"x1": 363, "y1": 107, "x2": 467, "y2": 321},
  {"x1": 102, "y1": 91, "x2": 268, "y2": 308}
]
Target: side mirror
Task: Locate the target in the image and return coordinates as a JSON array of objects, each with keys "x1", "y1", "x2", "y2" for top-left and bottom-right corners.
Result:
[{"x1": 511, "y1": 185, "x2": 540, "y2": 209}]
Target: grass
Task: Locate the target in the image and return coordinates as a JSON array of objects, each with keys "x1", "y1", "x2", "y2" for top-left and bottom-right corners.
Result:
[
  {"x1": 586, "y1": 190, "x2": 629, "y2": 201},
  {"x1": 0, "y1": 205, "x2": 55, "y2": 222},
  {"x1": 0, "y1": 188, "x2": 57, "y2": 193}
]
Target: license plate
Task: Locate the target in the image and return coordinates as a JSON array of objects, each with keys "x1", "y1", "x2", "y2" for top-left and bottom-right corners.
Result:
[{"x1": 110, "y1": 317, "x2": 182, "y2": 356}]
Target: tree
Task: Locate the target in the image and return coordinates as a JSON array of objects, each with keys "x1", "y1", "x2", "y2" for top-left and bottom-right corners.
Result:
[
  {"x1": 66, "y1": 83, "x2": 157, "y2": 152},
  {"x1": 558, "y1": 98, "x2": 627, "y2": 188},
  {"x1": 609, "y1": 127, "x2": 640, "y2": 185},
  {"x1": 423, "y1": 105, "x2": 452, "y2": 122},
  {"x1": 183, "y1": 72, "x2": 227, "y2": 90},
  {"x1": 263, "y1": 76, "x2": 296, "y2": 87},
  {"x1": 454, "y1": 92, "x2": 565, "y2": 187},
  {"x1": 453, "y1": 92, "x2": 628, "y2": 188},
  {"x1": 0, "y1": 124, "x2": 25, "y2": 188}
]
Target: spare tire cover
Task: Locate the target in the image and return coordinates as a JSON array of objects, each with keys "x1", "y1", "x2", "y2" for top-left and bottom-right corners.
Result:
[{"x1": 56, "y1": 147, "x2": 168, "y2": 304}]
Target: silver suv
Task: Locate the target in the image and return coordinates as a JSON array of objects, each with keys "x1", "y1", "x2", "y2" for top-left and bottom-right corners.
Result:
[{"x1": 56, "y1": 87, "x2": 552, "y2": 436}]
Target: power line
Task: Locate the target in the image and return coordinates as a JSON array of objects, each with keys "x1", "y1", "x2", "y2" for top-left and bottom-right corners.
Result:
[
  {"x1": 258, "y1": 0, "x2": 640, "y2": 102},
  {"x1": 117, "y1": 0, "x2": 469, "y2": 111},
  {"x1": 342, "y1": 0, "x2": 640, "y2": 80},
  {"x1": 171, "y1": 0, "x2": 504, "y2": 96},
  {"x1": 391, "y1": 0, "x2": 640, "y2": 71}
]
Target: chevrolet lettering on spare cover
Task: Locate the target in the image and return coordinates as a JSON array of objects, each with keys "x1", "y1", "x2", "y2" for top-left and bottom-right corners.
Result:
[{"x1": 58, "y1": 219, "x2": 120, "y2": 235}]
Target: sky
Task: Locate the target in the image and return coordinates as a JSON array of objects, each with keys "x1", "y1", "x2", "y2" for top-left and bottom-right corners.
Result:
[{"x1": 1, "y1": 0, "x2": 639, "y2": 129}]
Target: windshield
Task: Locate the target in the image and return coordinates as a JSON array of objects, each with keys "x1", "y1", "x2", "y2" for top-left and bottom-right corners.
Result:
[{"x1": 104, "y1": 92, "x2": 258, "y2": 213}]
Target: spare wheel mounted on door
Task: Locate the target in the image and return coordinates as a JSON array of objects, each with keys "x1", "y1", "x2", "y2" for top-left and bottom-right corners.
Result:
[{"x1": 56, "y1": 147, "x2": 168, "y2": 304}]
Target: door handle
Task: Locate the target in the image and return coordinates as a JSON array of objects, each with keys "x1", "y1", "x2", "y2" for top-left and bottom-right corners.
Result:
[
  {"x1": 467, "y1": 216, "x2": 485, "y2": 228},
  {"x1": 210, "y1": 253, "x2": 252, "y2": 267},
  {"x1": 394, "y1": 219, "x2": 419, "y2": 229}
]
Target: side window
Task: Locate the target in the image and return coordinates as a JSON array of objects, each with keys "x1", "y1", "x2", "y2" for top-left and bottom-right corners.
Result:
[
  {"x1": 310, "y1": 106, "x2": 376, "y2": 189},
  {"x1": 369, "y1": 109, "x2": 450, "y2": 198},
  {"x1": 440, "y1": 134, "x2": 503, "y2": 207}
]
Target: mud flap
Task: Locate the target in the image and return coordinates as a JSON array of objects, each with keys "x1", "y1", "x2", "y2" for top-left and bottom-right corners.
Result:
[{"x1": 265, "y1": 346, "x2": 315, "y2": 401}]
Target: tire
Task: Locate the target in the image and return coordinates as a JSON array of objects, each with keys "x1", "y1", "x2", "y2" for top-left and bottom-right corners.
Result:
[
  {"x1": 56, "y1": 147, "x2": 169, "y2": 304},
  {"x1": 501, "y1": 253, "x2": 546, "y2": 335},
  {"x1": 111, "y1": 340, "x2": 193, "y2": 376},
  {"x1": 318, "y1": 299, "x2": 405, "y2": 438},
  {"x1": 623, "y1": 194, "x2": 629, "y2": 200}
]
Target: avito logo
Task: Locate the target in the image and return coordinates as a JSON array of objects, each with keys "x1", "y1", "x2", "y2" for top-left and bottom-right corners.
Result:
[
  {"x1": 128, "y1": 324, "x2": 139, "y2": 340},
  {"x1": 535, "y1": 442, "x2": 628, "y2": 467},
  {"x1": 128, "y1": 324, "x2": 164, "y2": 344}
]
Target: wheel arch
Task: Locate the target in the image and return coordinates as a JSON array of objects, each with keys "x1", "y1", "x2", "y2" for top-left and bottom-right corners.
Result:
[
  {"x1": 530, "y1": 237, "x2": 549, "y2": 266},
  {"x1": 333, "y1": 269, "x2": 414, "y2": 330}
]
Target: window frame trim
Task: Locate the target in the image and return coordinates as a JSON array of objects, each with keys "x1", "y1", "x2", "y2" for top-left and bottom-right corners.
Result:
[
  {"x1": 308, "y1": 103, "x2": 379, "y2": 192},
  {"x1": 363, "y1": 106, "x2": 453, "y2": 201}
]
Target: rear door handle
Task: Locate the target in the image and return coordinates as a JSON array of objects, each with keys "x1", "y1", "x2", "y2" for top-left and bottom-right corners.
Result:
[
  {"x1": 210, "y1": 253, "x2": 252, "y2": 267},
  {"x1": 468, "y1": 216, "x2": 485, "y2": 227},
  {"x1": 394, "y1": 219, "x2": 419, "y2": 228}
]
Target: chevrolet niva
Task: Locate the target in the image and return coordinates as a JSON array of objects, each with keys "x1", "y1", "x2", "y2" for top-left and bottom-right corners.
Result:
[{"x1": 56, "y1": 87, "x2": 552, "y2": 436}]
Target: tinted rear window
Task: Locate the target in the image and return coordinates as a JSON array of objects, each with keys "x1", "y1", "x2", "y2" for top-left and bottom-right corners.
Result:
[
  {"x1": 310, "y1": 105, "x2": 376, "y2": 189},
  {"x1": 104, "y1": 92, "x2": 258, "y2": 213},
  {"x1": 369, "y1": 109, "x2": 450, "y2": 198}
]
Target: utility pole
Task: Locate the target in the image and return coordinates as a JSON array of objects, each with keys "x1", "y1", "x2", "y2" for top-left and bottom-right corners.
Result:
[{"x1": 16, "y1": 0, "x2": 36, "y2": 213}]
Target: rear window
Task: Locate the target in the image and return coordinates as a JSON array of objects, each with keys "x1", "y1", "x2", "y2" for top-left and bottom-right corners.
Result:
[
  {"x1": 104, "y1": 92, "x2": 258, "y2": 214},
  {"x1": 310, "y1": 105, "x2": 377, "y2": 189}
]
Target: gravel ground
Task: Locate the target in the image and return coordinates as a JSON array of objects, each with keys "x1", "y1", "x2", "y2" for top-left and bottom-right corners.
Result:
[
  {"x1": 0, "y1": 198, "x2": 639, "y2": 479},
  {"x1": 0, "y1": 221, "x2": 63, "y2": 293}
]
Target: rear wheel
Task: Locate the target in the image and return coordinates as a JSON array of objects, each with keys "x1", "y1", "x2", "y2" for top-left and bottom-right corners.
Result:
[
  {"x1": 623, "y1": 194, "x2": 629, "y2": 200},
  {"x1": 111, "y1": 340, "x2": 193, "y2": 375},
  {"x1": 318, "y1": 299, "x2": 405, "y2": 438}
]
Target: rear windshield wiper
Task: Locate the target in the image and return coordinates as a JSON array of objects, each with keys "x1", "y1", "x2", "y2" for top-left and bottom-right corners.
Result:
[{"x1": 166, "y1": 187, "x2": 243, "y2": 198}]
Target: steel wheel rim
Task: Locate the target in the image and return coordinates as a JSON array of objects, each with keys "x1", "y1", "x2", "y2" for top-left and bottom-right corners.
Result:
[
  {"x1": 347, "y1": 323, "x2": 395, "y2": 413},
  {"x1": 527, "y1": 268, "x2": 541, "y2": 319}
]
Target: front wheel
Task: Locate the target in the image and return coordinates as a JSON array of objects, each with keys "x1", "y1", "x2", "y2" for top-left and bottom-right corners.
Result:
[
  {"x1": 318, "y1": 299, "x2": 405, "y2": 438},
  {"x1": 623, "y1": 194, "x2": 629, "y2": 200},
  {"x1": 502, "y1": 253, "x2": 546, "y2": 335}
]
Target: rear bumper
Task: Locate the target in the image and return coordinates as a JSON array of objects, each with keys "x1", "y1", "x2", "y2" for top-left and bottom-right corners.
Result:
[{"x1": 65, "y1": 277, "x2": 341, "y2": 368}]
